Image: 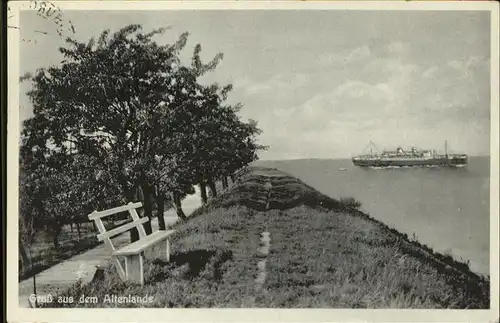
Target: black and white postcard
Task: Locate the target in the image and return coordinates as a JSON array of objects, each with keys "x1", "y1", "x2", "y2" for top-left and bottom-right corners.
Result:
[{"x1": 6, "y1": 1, "x2": 499, "y2": 322}]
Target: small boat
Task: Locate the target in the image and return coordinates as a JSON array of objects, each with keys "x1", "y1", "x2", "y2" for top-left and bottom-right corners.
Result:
[
  {"x1": 338, "y1": 168, "x2": 348, "y2": 171},
  {"x1": 352, "y1": 141, "x2": 468, "y2": 168}
]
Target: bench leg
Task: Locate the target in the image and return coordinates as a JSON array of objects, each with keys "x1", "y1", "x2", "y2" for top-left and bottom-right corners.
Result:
[
  {"x1": 113, "y1": 257, "x2": 126, "y2": 281},
  {"x1": 125, "y1": 253, "x2": 144, "y2": 285}
]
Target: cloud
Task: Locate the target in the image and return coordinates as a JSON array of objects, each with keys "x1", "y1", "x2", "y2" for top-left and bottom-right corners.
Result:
[
  {"x1": 232, "y1": 76, "x2": 253, "y2": 89},
  {"x1": 386, "y1": 41, "x2": 411, "y2": 56},
  {"x1": 226, "y1": 42, "x2": 489, "y2": 159},
  {"x1": 344, "y1": 45, "x2": 372, "y2": 63},
  {"x1": 260, "y1": 79, "x2": 394, "y2": 145},
  {"x1": 422, "y1": 66, "x2": 439, "y2": 79},
  {"x1": 415, "y1": 56, "x2": 490, "y2": 119},
  {"x1": 244, "y1": 73, "x2": 310, "y2": 95},
  {"x1": 256, "y1": 50, "x2": 490, "y2": 159},
  {"x1": 319, "y1": 45, "x2": 371, "y2": 67},
  {"x1": 335, "y1": 81, "x2": 391, "y2": 103}
]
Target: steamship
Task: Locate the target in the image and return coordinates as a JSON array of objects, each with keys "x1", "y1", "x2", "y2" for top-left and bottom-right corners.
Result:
[{"x1": 352, "y1": 141, "x2": 468, "y2": 168}]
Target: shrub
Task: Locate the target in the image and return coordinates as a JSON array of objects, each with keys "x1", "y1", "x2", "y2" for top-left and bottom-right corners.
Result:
[{"x1": 338, "y1": 197, "x2": 362, "y2": 211}]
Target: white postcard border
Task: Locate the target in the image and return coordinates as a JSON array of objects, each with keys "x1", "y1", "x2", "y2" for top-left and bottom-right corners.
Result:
[{"x1": 6, "y1": 1, "x2": 499, "y2": 322}]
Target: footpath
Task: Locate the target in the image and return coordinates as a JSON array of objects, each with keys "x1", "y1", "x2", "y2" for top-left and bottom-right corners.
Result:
[{"x1": 18, "y1": 192, "x2": 202, "y2": 308}]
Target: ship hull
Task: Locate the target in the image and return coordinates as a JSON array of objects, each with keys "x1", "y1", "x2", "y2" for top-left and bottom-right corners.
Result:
[{"x1": 352, "y1": 156, "x2": 468, "y2": 168}]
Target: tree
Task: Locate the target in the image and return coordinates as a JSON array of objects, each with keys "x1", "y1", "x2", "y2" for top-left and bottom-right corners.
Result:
[
  {"x1": 172, "y1": 82, "x2": 266, "y2": 201},
  {"x1": 22, "y1": 25, "x2": 230, "y2": 240},
  {"x1": 22, "y1": 24, "x2": 267, "y2": 246},
  {"x1": 153, "y1": 161, "x2": 195, "y2": 225},
  {"x1": 19, "y1": 132, "x2": 67, "y2": 248},
  {"x1": 19, "y1": 131, "x2": 124, "y2": 248},
  {"x1": 19, "y1": 166, "x2": 37, "y2": 272}
]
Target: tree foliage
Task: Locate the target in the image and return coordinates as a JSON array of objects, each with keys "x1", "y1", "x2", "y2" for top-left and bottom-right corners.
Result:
[{"x1": 20, "y1": 24, "x2": 266, "y2": 246}]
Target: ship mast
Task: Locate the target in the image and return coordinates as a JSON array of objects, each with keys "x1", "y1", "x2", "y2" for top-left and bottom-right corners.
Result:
[{"x1": 445, "y1": 140, "x2": 448, "y2": 158}]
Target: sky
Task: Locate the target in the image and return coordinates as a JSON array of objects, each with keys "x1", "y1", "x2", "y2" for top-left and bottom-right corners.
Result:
[{"x1": 19, "y1": 9, "x2": 492, "y2": 159}]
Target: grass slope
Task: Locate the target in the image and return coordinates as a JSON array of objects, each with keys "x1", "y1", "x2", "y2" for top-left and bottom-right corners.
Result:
[{"x1": 43, "y1": 166, "x2": 490, "y2": 308}]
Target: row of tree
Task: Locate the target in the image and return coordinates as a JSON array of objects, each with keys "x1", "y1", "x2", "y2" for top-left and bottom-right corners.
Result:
[{"x1": 19, "y1": 24, "x2": 265, "y2": 247}]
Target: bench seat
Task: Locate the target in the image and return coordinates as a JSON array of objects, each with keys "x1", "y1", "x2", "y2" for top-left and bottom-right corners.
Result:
[{"x1": 113, "y1": 230, "x2": 175, "y2": 257}]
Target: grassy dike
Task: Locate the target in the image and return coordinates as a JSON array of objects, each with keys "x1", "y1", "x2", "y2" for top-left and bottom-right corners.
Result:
[{"x1": 43, "y1": 166, "x2": 490, "y2": 308}]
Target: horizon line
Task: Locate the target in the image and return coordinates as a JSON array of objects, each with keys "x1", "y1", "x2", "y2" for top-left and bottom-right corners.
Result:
[{"x1": 256, "y1": 154, "x2": 492, "y2": 162}]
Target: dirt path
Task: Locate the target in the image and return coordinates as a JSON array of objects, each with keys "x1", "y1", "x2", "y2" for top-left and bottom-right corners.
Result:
[{"x1": 18, "y1": 193, "x2": 201, "y2": 308}]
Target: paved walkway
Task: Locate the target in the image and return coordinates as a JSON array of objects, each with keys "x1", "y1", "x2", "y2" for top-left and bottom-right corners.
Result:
[{"x1": 18, "y1": 191, "x2": 202, "y2": 308}]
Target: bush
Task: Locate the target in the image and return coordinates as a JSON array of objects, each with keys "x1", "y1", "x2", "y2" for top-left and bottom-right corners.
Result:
[{"x1": 338, "y1": 197, "x2": 362, "y2": 211}]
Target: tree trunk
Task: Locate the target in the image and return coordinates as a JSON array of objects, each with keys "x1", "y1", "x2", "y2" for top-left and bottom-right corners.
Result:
[
  {"x1": 222, "y1": 176, "x2": 228, "y2": 190},
  {"x1": 52, "y1": 224, "x2": 62, "y2": 249},
  {"x1": 155, "y1": 194, "x2": 167, "y2": 231},
  {"x1": 70, "y1": 222, "x2": 74, "y2": 233},
  {"x1": 19, "y1": 242, "x2": 30, "y2": 275},
  {"x1": 199, "y1": 182, "x2": 208, "y2": 205},
  {"x1": 172, "y1": 192, "x2": 187, "y2": 220},
  {"x1": 141, "y1": 182, "x2": 154, "y2": 235},
  {"x1": 129, "y1": 226, "x2": 140, "y2": 242},
  {"x1": 143, "y1": 220, "x2": 153, "y2": 235},
  {"x1": 124, "y1": 186, "x2": 140, "y2": 242},
  {"x1": 76, "y1": 222, "x2": 81, "y2": 241},
  {"x1": 30, "y1": 247, "x2": 37, "y2": 307},
  {"x1": 207, "y1": 176, "x2": 217, "y2": 198}
]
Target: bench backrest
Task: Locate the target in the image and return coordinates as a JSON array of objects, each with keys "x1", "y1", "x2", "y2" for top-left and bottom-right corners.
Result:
[{"x1": 88, "y1": 202, "x2": 148, "y2": 251}]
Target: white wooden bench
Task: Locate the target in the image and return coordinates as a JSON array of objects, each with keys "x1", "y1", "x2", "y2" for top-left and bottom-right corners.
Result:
[{"x1": 88, "y1": 202, "x2": 175, "y2": 285}]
